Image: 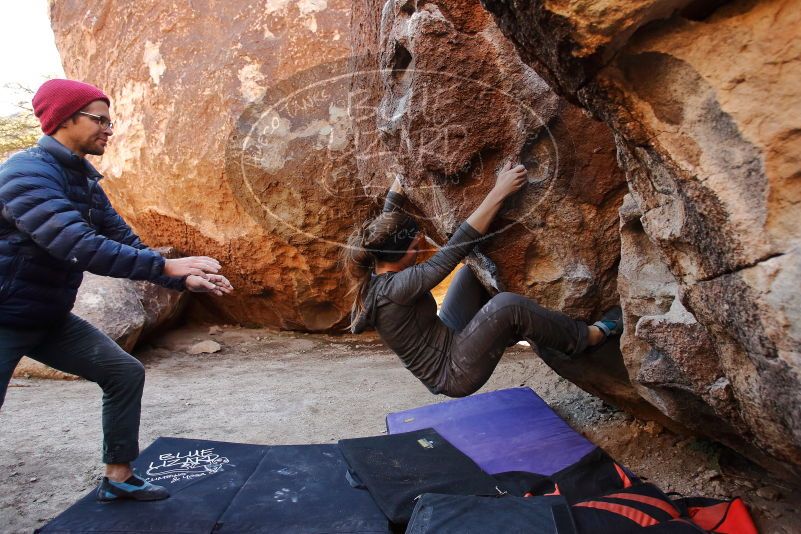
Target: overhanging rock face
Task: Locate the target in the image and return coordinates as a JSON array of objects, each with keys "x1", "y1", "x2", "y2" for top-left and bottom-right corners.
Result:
[
  {"x1": 482, "y1": 0, "x2": 801, "y2": 475},
  {"x1": 349, "y1": 1, "x2": 674, "y2": 423},
  {"x1": 374, "y1": 0, "x2": 627, "y2": 320},
  {"x1": 367, "y1": 0, "x2": 631, "y2": 318},
  {"x1": 50, "y1": 0, "x2": 368, "y2": 331}
]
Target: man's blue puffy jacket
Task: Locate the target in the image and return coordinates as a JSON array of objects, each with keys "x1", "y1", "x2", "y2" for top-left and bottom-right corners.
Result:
[{"x1": 0, "y1": 136, "x2": 184, "y2": 329}]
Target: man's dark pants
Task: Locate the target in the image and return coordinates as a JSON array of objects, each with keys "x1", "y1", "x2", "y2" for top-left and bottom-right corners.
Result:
[{"x1": 0, "y1": 314, "x2": 144, "y2": 464}]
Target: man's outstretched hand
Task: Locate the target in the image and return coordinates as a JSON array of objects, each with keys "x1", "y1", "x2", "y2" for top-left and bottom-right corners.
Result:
[
  {"x1": 185, "y1": 274, "x2": 234, "y2": 296},
  {"x1": 164, "y1": 256, "x2": 233, "y2": 296},
  {"x1": 163, "y1": 256, "x2": 221, "y2": 277}
]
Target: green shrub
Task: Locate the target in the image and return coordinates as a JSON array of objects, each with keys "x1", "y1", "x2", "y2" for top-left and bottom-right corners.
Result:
[{"x1": 0, "y1": 112, "x2": 39, "y2": 159}]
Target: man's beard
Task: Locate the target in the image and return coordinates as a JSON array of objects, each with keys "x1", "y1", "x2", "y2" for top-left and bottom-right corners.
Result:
[{"x1": 82, "y1": 141, "x2": 106, "y2": 156}]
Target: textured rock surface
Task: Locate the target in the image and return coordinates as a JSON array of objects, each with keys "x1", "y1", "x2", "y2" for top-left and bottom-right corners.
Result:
[
  {"x1": 50, "y1": 0, "x2": 366, "y2": 331},
  {"x1": 72, "y1": 274, "x2": 146, "y2": 353},
  {"x1": 348, "y1": 0, "x2": 675, "y2": 421},
  {"x1": 369, "y1": 0, "x2": 627, "y2": 320},
  {"x1": 12, "y1": 248, "x2": 187, "y2": 380},
  {"x1": 483, "y1": 0, "x2": 801, "y2": 474}
]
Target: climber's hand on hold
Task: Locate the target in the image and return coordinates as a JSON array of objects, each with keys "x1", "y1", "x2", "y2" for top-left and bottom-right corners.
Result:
[
  {"x1": 465, "y1": 162, "x2": 528, "y2": 234},
  {"x1": 492, "y1": 162, "x2": 528, "y2": 200}
]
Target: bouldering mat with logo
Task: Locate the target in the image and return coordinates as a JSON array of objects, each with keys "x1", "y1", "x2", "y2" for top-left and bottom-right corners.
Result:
[{"x1": 38, "y1": 437, "x2": 389, "y2": 534}]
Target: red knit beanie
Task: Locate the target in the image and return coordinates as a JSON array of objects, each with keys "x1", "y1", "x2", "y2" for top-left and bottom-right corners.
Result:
[{"x1": 32, "y1": 79, "x2": 110, "y2": 135}]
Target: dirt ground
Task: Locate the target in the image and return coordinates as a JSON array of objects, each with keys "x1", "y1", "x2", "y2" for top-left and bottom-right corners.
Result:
[{"x1": 1, "y1": 324, "x2": 798, "y2": 533}]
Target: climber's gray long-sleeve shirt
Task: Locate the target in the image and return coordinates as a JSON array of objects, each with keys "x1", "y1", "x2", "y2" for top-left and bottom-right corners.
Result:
[{"x1": 351, "y1": 192, "x2": 482, "y2": 391}]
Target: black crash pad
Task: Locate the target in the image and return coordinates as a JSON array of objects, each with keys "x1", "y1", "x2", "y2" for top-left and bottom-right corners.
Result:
[
  {"x1": 39, "y1": 437, "x2": 389, "y2": 534},
  {"x1": 337, "y1": 428, "x2": 503, "y2": 525}
]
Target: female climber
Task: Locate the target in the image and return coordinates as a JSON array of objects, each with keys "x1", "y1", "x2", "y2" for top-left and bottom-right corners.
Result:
[{"x1": 343, "y1": 162, "x2": 622, "y2": 397}]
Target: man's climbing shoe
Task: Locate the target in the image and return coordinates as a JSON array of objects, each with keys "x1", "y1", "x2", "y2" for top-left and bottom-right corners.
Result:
[
  {"x1": 592, "y1": 306, "x2": 623, "y2": 338},
  {"x1": 96, "y1": 473, "x2": 170, "y2": 502}
]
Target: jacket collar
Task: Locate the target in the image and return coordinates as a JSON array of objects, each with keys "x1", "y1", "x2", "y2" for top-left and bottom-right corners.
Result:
[{"x1": 38, "y1": 136, "x2": 103, "y2": 180}]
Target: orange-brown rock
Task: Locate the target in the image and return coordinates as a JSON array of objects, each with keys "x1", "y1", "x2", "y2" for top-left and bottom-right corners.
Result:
[
  {"x1": 482, "y1": 0, "x2": 801, "y2": 475},
  {"x1": 349, "y1": 0, "x2": 671, "y2": 421},
  {"x1": 50, "y1": 0, "x2": 367, "y2": 331}
]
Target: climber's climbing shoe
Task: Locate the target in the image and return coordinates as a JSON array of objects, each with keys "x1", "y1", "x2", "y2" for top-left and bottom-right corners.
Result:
[{"x1": 583, "y1": 306, "x2": 623, "y2": 354}]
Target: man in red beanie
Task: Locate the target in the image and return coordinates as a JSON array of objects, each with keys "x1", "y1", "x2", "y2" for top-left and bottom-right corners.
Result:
[{"x1": 0, "y1": 79, "x2": 234, "y2": 502}]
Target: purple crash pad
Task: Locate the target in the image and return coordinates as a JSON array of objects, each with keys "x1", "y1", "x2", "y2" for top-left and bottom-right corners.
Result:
[{"x1": 386, "y1": 387, "x2": 597, "y2": 476}]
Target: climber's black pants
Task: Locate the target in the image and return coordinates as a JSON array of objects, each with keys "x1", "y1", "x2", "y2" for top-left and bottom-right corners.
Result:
[
  {"x1": 437, "y1": 267, "x2": 589, "y2": 397},
  {"x1": 0, "y1": 313, "x2": 144, "y2": 464}
]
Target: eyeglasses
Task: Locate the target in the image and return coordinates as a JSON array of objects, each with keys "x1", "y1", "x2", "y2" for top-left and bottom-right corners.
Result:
[{"x1": 78, "y1": 111, "x2": 114, "y2": 130}]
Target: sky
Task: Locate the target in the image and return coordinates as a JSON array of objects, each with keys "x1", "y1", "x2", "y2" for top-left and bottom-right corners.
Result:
[{"x1": 0, "y1": 0, "x2": 64, "y2": 116}]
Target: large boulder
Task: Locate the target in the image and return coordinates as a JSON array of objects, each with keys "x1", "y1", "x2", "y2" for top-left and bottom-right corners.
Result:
[
  {"x1": 348, "y1": 0, "x2": 672, "y2": 421},
  {"x1": 13, "y1": 248, "x2": 188, "y2": 380},
  {"x1": 482, "y1": 0, "x2": 801, "y2": 475},
  {"x1": 50, "y1": 0, "x2": 368, "y2": 331}
]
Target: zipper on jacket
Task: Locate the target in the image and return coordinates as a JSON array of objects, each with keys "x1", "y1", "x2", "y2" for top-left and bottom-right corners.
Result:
[
  {"x1": 0, "y1": 255, "x2": 23, "y2": 301},
  {"x1": 87, "y1": 179, "x2": 99, "y2": 226}
]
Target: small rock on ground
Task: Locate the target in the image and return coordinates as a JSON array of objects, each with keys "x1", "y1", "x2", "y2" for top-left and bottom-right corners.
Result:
[
  {"x1": 187, "y1": 340, "x2": 222, "y2": 355},
  {"x1": 756, "y1": 486, "x2": 782, "y2": 501}
]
